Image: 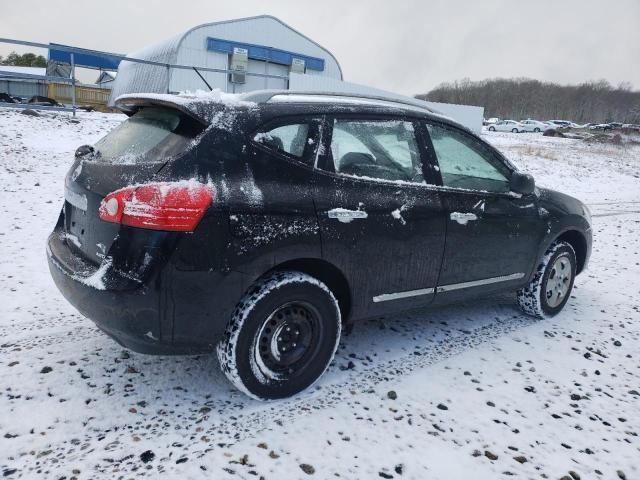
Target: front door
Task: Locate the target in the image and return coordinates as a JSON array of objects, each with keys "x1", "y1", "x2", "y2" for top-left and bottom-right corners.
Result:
[
  {"x1": 423, "y1": 122, "x2": 546, "y2": 303},
  {"x1": 313, "y1": 116, "x2": 447, "y2": 319}
]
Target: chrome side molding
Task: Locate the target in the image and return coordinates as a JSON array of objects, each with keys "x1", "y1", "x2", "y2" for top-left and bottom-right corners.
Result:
[
  {"x1": 436, "y1": 273, "x2": 525, "y2": 293},
  {"x1": 373, "y1": 273, "x2": 525, "y2": 302},
  {"x1": 373, "y1": 287, "x2": 435, "y2": 303}
]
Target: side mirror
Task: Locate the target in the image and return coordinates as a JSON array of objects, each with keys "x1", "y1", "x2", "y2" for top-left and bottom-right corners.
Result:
[
  {"x1": 75, "y1": 144, "x2": 95, "y2": 158},
  {"x1": 510, "y1": 172, "x2": 535, "y2": 195}
]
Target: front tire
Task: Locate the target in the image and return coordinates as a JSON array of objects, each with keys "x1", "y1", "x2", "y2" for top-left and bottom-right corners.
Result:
[
  {"x1": 488, "y1": 126, "x2": 496, "y2": 131},
  {"x1": 217, "y1": 271, "x2": 341, "y2": 400},
  {"x1": 512, "y1": 128, "x2": 519, "y2": 133},
  {"x1": 534, "y1": 127, "x2": 541, "y2": 132},
  {"x1": 517, "y1": 241, "x2": 576, "y2": 318}
]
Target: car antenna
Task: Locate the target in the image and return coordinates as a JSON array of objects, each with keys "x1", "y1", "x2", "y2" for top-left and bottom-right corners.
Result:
[{"x1": 192, "y1": 67, "x2": 213, "y2": 91}]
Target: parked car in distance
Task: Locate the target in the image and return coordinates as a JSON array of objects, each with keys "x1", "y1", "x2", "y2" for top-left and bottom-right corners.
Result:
[
  {"x1": 0, "y1": 93, "x2": 29, "y2": 104},
  {"x1": 519, "y1": 120, "x2": 550, "y2": 133},
  {"x1": 590, "y1": 123, "x2": 613, "y2": 131},
  {"x1": 47, "y1": 90, "x2": 593, "y2": 400},
  {"x1": 483, "y1": 117, "x2": 500, "y2": 126},
  {"x1": 487, "y1": 120, "x2": 526, "y2": 133},
  {"x1": 546, "y1": 120, "x2": 573, "y2": 128},
  {"x1": 27, "y1": 95, "x2": 64, "y2": 107}
]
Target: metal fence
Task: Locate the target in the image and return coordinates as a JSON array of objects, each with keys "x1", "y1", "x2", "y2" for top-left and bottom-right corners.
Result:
[{"x1": 0, "y1": 37, "x2": 291, "y2": 115}]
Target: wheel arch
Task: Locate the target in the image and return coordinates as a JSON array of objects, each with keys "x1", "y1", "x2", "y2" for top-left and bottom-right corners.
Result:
[
  {"x1": 555, "y1": 229, "x2": 588, "y2": 274},
  {"x1": 267, "y1": 258, "x2": 352, "y2": 322}
]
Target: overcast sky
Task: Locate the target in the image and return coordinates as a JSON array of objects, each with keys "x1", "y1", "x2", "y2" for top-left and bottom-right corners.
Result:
[{"x1": 1, "y1": 0, "x2": 638, "y2": 95}]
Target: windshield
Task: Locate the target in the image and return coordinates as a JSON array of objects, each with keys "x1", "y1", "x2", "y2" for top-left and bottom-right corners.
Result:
[{"x1": 94, "y1": 107, "x2": 203, "y2": 164}]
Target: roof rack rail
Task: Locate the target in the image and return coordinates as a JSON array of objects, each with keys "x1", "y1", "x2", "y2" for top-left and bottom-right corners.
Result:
[{"x1": 240, "y1": 89, "x2": 435, "y2": 113}]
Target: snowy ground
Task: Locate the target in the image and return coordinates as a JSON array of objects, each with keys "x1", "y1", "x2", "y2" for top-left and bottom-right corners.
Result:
[{"x1": 1, "y1": 109, "x2": 639, "y2": 480}]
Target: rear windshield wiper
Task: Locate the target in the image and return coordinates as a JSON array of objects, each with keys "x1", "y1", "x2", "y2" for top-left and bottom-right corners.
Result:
[{"x1": 75, "y1": 145, "x2": 100, "y2": 159}]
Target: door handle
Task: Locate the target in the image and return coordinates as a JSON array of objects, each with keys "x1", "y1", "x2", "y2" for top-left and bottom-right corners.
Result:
[
  {"x1": 449, "y1": 212, "x2": 478, "y2": 225},
  {"x1": 327, "y1": 208, "x2": 368, "y2": 223}
]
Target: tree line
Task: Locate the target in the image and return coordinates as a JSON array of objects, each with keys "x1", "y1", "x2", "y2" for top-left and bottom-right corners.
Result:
[
  {"x1": 417, "y1": 78, "x2": 640, "y2": 124},
  {"x1": 0, "y1": 51, "x2": 47, "y2": 68}
]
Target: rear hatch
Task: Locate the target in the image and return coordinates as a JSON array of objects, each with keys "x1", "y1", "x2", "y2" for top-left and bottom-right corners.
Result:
[{"x1": 62, "y1": 105, "x2": 206, "y2": 264}]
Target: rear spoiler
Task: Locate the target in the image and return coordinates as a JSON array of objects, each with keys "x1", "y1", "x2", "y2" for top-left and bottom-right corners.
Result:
[{"x1": 114, "y1": 96, "x2": 210, "y2": 127}]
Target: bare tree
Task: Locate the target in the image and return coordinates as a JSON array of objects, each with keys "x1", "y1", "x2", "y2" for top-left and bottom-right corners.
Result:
[{"x1": 417, "y1": 78, "x2": 640, "y2": 123}]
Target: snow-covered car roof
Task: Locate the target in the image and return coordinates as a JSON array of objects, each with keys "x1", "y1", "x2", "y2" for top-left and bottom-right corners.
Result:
[{"x1": 115, "y1": 89, "x2": 456, "y2": 128}]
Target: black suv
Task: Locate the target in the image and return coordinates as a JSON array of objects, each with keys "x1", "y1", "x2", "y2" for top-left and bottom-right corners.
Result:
[{"x1": 47, "y1": 91, "x2": 592, "y2": 400}]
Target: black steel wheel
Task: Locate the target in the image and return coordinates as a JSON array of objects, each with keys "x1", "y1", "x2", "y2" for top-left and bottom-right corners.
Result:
[
  {"x1": 254, "y1": 301, "x2": 322, "y2": 379},
  {"x1": 217, "y1": 272, "x2": 341, "y2": 400},
  {"x1": 517, "y1": 241, "x2": 576, "y2": 318}
]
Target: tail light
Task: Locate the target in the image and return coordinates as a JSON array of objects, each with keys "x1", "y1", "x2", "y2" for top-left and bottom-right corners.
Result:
[{"x1": 99, "y1": 181, "x2": 214, "y2": 232}]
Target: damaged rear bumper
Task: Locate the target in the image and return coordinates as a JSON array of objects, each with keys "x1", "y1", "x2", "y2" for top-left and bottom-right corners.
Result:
[{"x1": 46, "y1": 229, "x2": 192, "y2": 354}]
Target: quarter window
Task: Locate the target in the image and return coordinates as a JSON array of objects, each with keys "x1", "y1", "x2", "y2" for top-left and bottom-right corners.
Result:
[
  {"x1": 329, "y1": 119, "x2": 423, "y2": 182},
  {"x1": 254, "y1": 123, "x2": 310, "y2": 158},
  {"x1": 427, "y1": 124, "x2": 510, "y2": 192}
]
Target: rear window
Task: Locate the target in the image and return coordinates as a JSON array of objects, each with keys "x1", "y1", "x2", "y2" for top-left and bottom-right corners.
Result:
[{"x1": 94, "y1": 107, "x2": 203, "y2": 164}]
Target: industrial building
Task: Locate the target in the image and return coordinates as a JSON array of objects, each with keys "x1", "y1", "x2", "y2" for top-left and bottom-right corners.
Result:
[
  {"x1": 108, "y1": 15, "x2": 482, "y2": 132},
  {"x1": 109, "y1": 15, "x2": 343, "y2": 101},
  {"x1": 0, "y1": 66, "x2": 48, "y2": 98},
  {"x1": 95, "y1": 71, "x2": 116, "y2": 87},
  {"x1": 1, "y1": 15, "x2": 483, "y2": 131}
]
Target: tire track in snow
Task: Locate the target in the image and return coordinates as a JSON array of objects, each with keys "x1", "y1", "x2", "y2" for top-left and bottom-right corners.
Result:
[
  {"x1": 592, "y1": 210, "x2": 640, "y2": 218},
  {"x1": 33, "y1": 301, "x2": 544, "y2": 477},
  {"x1": 586, "y1": 200, "x2": 640, "y2": 206},
  {"x1": 197, "y1": 309, "x2": 538, "y2": 443}
]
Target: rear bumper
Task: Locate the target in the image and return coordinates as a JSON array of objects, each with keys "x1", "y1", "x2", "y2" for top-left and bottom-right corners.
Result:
[
  {"x1": 47, "y1": 230, "x2": 220, "y2": 355},
  {"x1": 47, "y1": 230, "x2": 175, "y2": 354}
]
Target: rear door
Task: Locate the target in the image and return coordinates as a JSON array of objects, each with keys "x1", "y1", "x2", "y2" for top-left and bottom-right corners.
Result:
[
  {"x1": 423, "y1": 121, "x2": 546, "y2": 303},
  {"x1": 313, "y1": 115, "x2": 447, "y2": 319},
  {"x1": 227, "y1": 116, "x2": 323, "y2": 268}
]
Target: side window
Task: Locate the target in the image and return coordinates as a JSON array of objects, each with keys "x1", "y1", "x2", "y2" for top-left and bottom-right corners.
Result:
[
  {"x1": 426, "y1": 124, "x2": 510, "y2": 193},
  {"x1": 328, "y1": 119, "x2": 423, "y2": 183},
  {"x1": 254, "y1": 123, "x2": 310, "y2": 158}
]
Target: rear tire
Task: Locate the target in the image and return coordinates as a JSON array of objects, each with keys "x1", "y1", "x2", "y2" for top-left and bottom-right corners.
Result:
[
  {"x1": 217, "y1": 271, "x2": 341, "y2": 400},
  {"x1": 488, "y1": 126, "x2": 496, "y2": 131},
  {"x1": 534, "y1": 127, "x2": 541, "y2": 132},
  {"x1": 517, "y1": 241, "x2": 576, "y2": 318},
  {"x1": 512, "y1": 128, "x2": 519, "y2": 133}
]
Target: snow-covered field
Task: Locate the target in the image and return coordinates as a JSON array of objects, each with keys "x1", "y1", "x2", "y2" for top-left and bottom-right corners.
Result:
[{"x1": 1, "y1": 109, "x2": 639, "y2": 479}]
